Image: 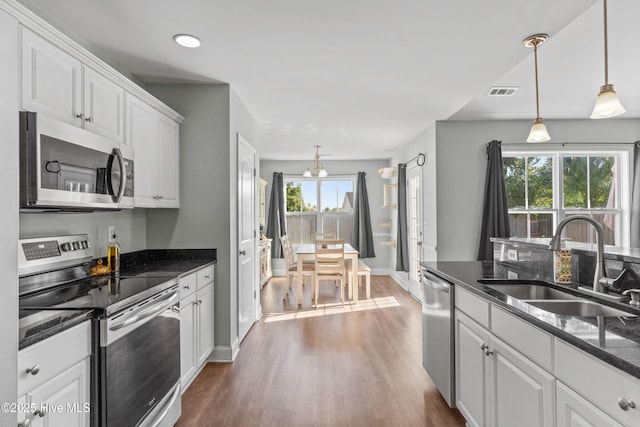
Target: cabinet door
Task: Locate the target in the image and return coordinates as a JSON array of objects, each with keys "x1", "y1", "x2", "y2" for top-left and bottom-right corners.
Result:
[
  {"x1": 126, "y1": 93, "x2": 158, "y2": 207},
  {"x1": 155, "y1": 114, "x2": 180, "y2": 208},
  {"x1": 21, "y1": 27, "x2": 82, "y2": 126},
  {"x1": 455, "y1": 310, "x2": 490, "y2": 427},
  {"x1": 82, "y1": 66, "x2": 124, "y2": 142},
  {"x1": 489, "y1": 335, "x2": 555, "y2": 427},
  {"x1": 556, "y1": 382, "x2": 623, "y2": 427},
  {"x1": 197, "y1": 283, "x2": 215, "y2": 367},
  {"x1": 27, "y1": 357, "x2": 90, "y2": 427},
  {"x1": 180, "y1": 292, "x2": 197, "y2": 391}
]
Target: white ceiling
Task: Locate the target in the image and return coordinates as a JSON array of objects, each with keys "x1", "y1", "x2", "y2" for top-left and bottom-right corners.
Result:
[{"x1": 16, "y1": 0, "x2": 639, "y2": 160}]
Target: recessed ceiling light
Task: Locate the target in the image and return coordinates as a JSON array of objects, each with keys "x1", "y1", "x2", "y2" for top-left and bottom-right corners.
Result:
[{"x1": 173, "y1": 34, "x2": 201, "y2": 48}]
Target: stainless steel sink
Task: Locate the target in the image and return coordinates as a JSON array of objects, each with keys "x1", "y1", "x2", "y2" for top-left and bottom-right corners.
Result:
[
  {"x1": 486, "y1": 284, "x2": 580, "y2": 301},
  {"x1": 526, "y1": 300, "x2": 636, "y2": 317}
]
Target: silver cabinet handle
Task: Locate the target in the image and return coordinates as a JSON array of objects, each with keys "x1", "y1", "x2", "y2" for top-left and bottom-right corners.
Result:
[
  {"x1": 198, "y1": 299, "x2": 202, "y2": 304},
  {"x1": 18, "y1": 417, "x2": 30, "y2": 427},
  {"x1": 192, "y1": 301, "x2": 198, "y2": 306},
  {"x1": 75, "y1": 113, "x2": 85, "y2": 120},
  {"x1": 618, "y1": 397, "x2": 636, "y2": 411},
  {"x1": 239, "y1": 250, "x2": 246, "y2": 256},
  {"x1": 480, "y1": 343, "x2": 493, "y2": 356},
  {"x1": 26, "y1": 365, "x2": 40, "y2": 375},
  {"x1": 34, "y1": 408, "x2": 46, "y2": 417},
  {"x1": 183, "y1": 285, "x2": 190, "y2": 290},
  {"x1": 204, "y1": 275, "x2": 210, "y2": 279},
  {"x1": 85, "y1": 116, "x2": 93, "y2": 123}
]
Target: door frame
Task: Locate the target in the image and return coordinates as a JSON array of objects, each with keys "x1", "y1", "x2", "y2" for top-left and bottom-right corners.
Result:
[
  {"x1": 237, "y1": 133, "x2": 257, "y2": 342},
  {"x1": 406, "y1": 163, "x2": 423, "y2": 302}
]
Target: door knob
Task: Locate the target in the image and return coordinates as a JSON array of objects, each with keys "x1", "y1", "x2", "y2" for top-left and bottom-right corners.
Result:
[{"x1": 239, "y1": 250, "x2": 246, "y2": 256}]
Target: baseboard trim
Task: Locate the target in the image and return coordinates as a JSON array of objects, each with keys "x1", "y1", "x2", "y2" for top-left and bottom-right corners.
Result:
[
  {"x1": 370, "y1": 268, "x2": 390, "y2": 275},
  {"x1": 209, "y1": 337, "x2": 240, "y2": 362},
  {"x1": 390, "y1": 271, "x2": 408, "y2": 290}
]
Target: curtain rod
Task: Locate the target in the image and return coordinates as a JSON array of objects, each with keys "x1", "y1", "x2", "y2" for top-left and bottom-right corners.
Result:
[
  {"x1": 404, "y1": 152, "x2": 427, "y2": 166},
  {"x1": 502, "y1": 141, "x2": 639, "y2": 146}
]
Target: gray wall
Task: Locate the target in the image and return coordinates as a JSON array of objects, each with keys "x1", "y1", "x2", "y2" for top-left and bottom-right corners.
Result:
[
  {"x1": 0, "y1": 9, "x2": 18, "y2": 425},
  {"x1": 146, "y1": 84, "x2": 236, "y2": 352},
  {"x1": 20, "y1": 210, "x2": 147, "y2": 257},
  {"x1": 260, "y1": 159, "x2": 392, "y2": 272},
  {"x1": 433, "y1": 119, "x2": 640, "y2": 261}
]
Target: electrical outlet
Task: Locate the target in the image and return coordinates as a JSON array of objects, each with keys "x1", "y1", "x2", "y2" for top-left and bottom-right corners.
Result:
[
  {"x1": 108, "y1": 226, "x2": 116, "y2": 240},
  {"x1": 507, "y1": 249, "x2": 518, "y2": 261}
]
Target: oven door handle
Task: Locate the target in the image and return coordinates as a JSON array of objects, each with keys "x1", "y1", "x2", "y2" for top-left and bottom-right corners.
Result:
[{"x1": 109, "y1": 291, "x2": 178, "y2": 332}]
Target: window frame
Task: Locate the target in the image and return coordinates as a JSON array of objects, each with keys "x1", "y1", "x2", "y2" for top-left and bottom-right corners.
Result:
[
  {"x1": 283, "y1": 175, "x2": 357, "y2": 246},
  {"x1": 503, "y1": 144, "x2": 632, "y2": 247}
]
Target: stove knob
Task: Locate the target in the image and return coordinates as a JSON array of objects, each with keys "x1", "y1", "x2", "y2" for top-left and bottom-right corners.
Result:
[
  {"x1": 81, "y1": 241, "x2": 88, "y2": 249},
  {"x1": 73, "y1": 242, "x2": 80, "y2": 250},
  {"x1": 61, "y1": 243, "x2": 71, "y2": 252}
]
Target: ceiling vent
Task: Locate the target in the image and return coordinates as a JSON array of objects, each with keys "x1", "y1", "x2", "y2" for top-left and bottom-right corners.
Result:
[{"x1": 487, "y1": 86, "x2": 518, "y2": 96}]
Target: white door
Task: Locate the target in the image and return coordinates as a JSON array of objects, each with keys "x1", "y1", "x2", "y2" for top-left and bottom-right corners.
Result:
[
  {"x1": 407, "y1": 166, "x2": 423, "y2": 300},
  {"x1": 237, "y1": 134, "x2": 256, "y2": 342}
]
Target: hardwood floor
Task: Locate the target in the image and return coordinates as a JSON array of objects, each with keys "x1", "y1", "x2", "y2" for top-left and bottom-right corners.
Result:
[{"x1": 176, "y1": 275, "x2": 466, "y2": 427}]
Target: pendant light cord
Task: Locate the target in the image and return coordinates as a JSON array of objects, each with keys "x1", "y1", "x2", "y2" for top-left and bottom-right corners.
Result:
[
  {"x1": 603, "y1": 0, "x2": 609, "y2": 85},
  {"x1": 534, "y1": 41, "x2": 541, "y2": 120}
]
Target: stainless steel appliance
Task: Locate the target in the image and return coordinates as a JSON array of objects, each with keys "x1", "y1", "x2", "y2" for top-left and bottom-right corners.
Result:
[
  {"x1": 19, "y1": 111, "x2": 134, "y2": 211},
  {"x1": 422, "y1": 268, "x2": 455, "y2": 407},
  {"x1": 19, "y1": 235, "x2": 181, "y2": 427}
]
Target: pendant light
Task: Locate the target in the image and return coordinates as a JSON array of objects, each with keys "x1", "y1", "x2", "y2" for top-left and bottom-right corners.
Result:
[
  {"x1": 524, "y1": 34, "x2": 551, "y2": 143},
  {"x1": 302, "y1": 145, "x2": 328, "y2": 177},
  {"x1": 591, "y1": 0, "x2": 625, "y2": 119}
]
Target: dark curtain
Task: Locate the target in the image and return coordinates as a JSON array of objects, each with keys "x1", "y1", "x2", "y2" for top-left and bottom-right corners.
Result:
[
  {"x1": 351, "y1": 172, "x2": 376, "y2": 258},
  {"x1": 477, "y1": 140, "x2": 511, "y2": 261},
  {"x1": 265, "y1": 172, "x2": 286, "y2": 258},
  {"x1": 630, "y1": 142, "x2": 640, "y2": 247},
  {"x1": 396, "y1": 163, "x2": 409, "y2": 272}
]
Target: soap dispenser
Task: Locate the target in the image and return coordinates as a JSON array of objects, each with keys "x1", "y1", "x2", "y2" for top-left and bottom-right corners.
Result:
[{"x1": 107, "y1": 233, "x2": 120, "y2": 275}]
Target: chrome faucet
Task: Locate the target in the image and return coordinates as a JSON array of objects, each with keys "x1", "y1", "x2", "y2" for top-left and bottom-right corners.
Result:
[{"x1": 549, "y1": 215, "x2": 606, "y2": 293}]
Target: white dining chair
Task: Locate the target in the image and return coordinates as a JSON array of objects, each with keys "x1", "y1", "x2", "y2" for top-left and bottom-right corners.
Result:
[
  {"x1": 313, "y1": 239, "x2": 345, "y2": 307},
  {"x1": 280, "y1": 235, "x2": 314, "y2": 298}
]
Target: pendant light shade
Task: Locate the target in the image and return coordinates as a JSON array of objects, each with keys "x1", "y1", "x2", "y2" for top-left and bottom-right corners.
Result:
[
  {"x1": 591, "y1": 0, "x2": 625, "y2": 119},
  {"x1": 527, "y1": 118, "x2": 551, "y2": 143},
  {"x1": 523, "y1": 34, "x2": 551, "y2": 143}
]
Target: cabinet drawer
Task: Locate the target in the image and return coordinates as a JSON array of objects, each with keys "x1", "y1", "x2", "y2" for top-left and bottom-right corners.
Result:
[
  {"x1": 556, "y1": 339, "x2": 640, "y2": 426},
  {"x1": 179, "y1": 272, "x2": 197, "y2": 299},
  {"x1": 197, "y1": 265, "x2": 214, "y2": 289},
  {"x1": 18, "y1": 321, "x2": 91, "y2": 395},
  {"x1": 455, "y1": 286, "x2": 490, "y2": 329},
  {"x1": 491, "y1": 305, "x2": 553, "y2": 372}
]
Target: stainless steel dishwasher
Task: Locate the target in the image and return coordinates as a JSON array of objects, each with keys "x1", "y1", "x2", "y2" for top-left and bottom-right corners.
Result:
[{"x1": 422, "y1": 268, "x2": 455, "y2": 407}]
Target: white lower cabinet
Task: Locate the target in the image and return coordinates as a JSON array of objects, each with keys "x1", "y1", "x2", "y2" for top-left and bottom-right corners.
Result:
[
  {"x1": 21, "y1": 358, "x2": 91, "y2": 427},
  {"x1": 18, "y1": 321, "x2": 91, "y2": 427},
  {"x1": 179, "y1": 266, "x2": 215, "y2": 392},
  {"x1": 557, "y1": 381, "x2": 623, "y2": 427},
  {"x1": 456, "y1": 310, "x2": 490, "y2": 427},
  {"x1": 456, "y1": 306, "x2": 555, "y2": 427}
]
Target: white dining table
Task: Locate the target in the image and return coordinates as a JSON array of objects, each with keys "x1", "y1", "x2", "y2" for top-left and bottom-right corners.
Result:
[{"x1": 295, "y1": 243, "x2": 360, "y2": 306}]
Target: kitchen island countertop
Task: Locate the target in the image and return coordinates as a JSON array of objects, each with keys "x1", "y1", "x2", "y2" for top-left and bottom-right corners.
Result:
[{"x1": 423, "y1": 260, "x2": 640, "y2": 380}]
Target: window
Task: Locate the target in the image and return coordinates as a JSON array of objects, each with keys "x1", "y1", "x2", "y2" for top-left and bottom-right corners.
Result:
[
  {"x1": 503, "y1": 148, "x2": 630, "y2": 247},
  {"x1": 284, "y1": 177, "x2": 355, "y2": 245}
]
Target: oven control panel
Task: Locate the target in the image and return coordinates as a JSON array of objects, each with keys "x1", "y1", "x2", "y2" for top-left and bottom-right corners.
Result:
[{"x1": 19, "y1": 234, "x2": 93, "y2": 276}]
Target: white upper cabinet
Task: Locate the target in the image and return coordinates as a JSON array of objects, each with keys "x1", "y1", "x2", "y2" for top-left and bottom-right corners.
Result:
[
  {"x1": 156, "y1": 113, "x2": 179, "y2": 207},
  {"x1": 126, "y1": 93, "x2": 179, "y2": 208},
  {"x1": 21, "y1": 27, "x2": 82, "y2": 126},
  {"x1": 21, "y1": 27, "x2": 124, "y2": 142},
  {"x1": 82, "y1": 66, "x2": 124, "y2": 143}
]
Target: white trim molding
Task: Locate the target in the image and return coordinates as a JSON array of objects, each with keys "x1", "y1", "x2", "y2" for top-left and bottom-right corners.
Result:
[{"x1": 209, "y1": 336, "x2": 240, "y2": 363}]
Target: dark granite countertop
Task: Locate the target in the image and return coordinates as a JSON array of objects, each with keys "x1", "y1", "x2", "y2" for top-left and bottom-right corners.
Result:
[
  {"x1": 20, "y1": 248, "x2": 216, "y2": 349},
  {"x1": 19, "y1": 309, "x2": 93, "y2": 350},
  {"x1": 422, "y1": 260, "x2": 640, "y2": 380}
]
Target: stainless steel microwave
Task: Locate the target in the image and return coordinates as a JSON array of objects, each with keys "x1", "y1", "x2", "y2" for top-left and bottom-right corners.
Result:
[{"x1": 19, "y1": 111, "x2": 134, "y2": 212}]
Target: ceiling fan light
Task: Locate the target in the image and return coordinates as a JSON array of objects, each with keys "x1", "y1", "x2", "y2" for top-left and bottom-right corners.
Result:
[
  {"x1": 526, "y1": 118, "x2": 551, "y2": 143},
  {"x1": 303, "y1": 168, "x2": 312, "y2": 178},
  {"x1": 591, "y1": 84, "x2": 626, "y2": 119}
]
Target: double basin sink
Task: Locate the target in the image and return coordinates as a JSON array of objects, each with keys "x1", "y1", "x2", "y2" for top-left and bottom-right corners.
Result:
[{"x1": 479, "y1": 281, "x2": 637, "y2": 318}]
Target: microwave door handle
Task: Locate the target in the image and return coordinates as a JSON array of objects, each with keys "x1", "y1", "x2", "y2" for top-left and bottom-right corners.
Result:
[{"x1": 107, "y1": 148, "x2": 126, "y2": 203}]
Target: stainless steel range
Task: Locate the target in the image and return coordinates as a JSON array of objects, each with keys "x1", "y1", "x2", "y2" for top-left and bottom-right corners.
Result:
[{"x1": 19, "y1": 234, "x2": 182, "y2": 427}]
